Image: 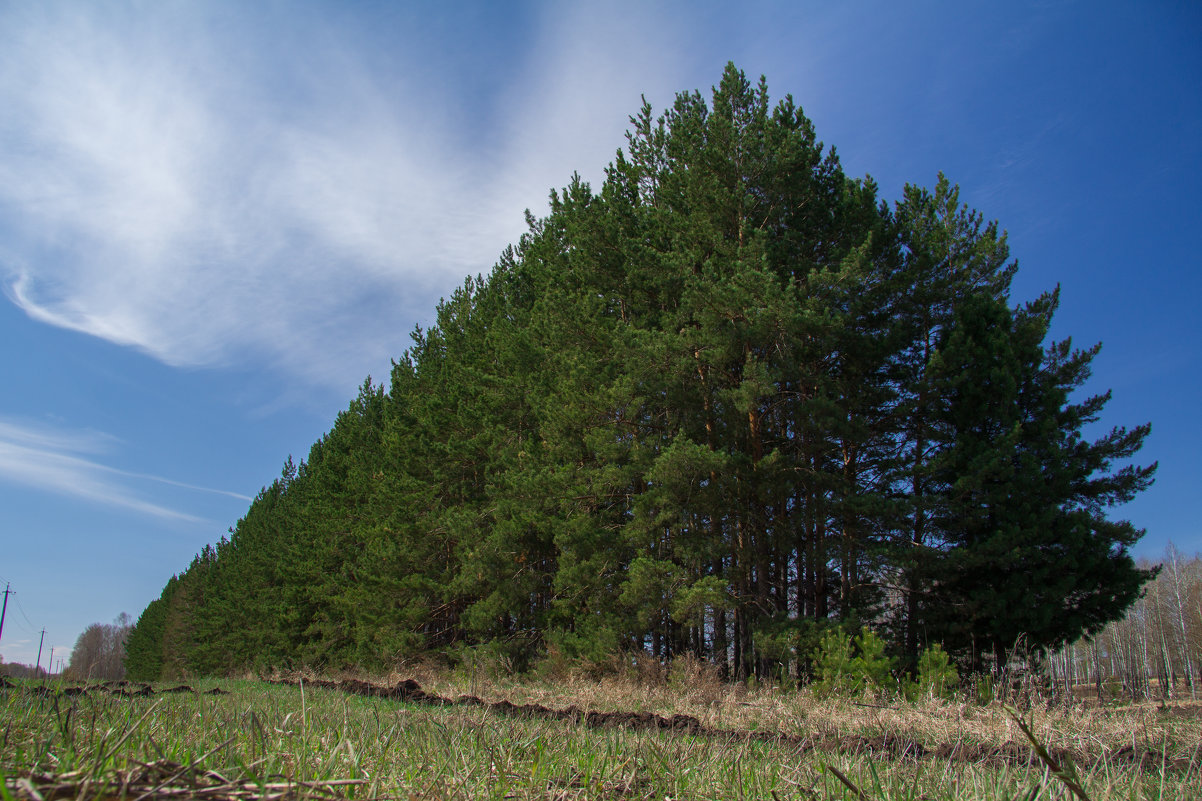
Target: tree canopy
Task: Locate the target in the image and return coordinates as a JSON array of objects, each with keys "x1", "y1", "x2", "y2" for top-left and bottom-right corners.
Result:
[{"x1": 126, "y1": 64, "x2": 1155, "y2": 681}]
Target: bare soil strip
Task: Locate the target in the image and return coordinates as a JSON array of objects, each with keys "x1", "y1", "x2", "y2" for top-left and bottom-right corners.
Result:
[
  {"x1": 1, "y1": 678, "x2": 228, "y2": 698},
  {"x1": 10, "y1": 761, "x2": 365, "y2": 801}
]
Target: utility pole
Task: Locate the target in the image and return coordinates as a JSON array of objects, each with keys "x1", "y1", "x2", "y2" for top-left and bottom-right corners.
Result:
[
  {"x1": 0, "y1": 583, "x2": 11, "y2": 644},
  {"x1": 48, "y1": 647, "x2": 56, "y2": 676},
  {"x1": 35, "y1": 629, "x2": 46, "y2": 673}
]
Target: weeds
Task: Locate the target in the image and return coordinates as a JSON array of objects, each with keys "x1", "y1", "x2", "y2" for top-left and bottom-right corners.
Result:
[{"x1": 1005, "y1": 704, "x2": 1091, "y2": 801}]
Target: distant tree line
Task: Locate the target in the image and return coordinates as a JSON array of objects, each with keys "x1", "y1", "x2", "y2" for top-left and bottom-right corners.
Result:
[
  {"x1": 0, "y1": 658, "x2": 49, "y2": 679},
  {"x1": 66, "y1": 614, "x2": 132, "y2": 681},
  {"x1": 1047, "y1": 545, "x2": 1201, "y2": 702},
  {"x1": 125, "y1": 64, "x2": 1154, "y2": 683}
]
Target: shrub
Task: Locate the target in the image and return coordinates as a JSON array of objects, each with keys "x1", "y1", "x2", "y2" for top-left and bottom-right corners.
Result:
[
  {"x1": 810, "y1": 626, "x2": 895, "y2": 697},
  {"x1": 903, "y1": 643, "x2": 960, "y2": 699}
]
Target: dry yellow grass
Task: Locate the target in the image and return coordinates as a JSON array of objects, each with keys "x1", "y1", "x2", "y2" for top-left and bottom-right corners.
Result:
[{"x1": 388, "y1": 658, "x2": 1202, "y2": 772}]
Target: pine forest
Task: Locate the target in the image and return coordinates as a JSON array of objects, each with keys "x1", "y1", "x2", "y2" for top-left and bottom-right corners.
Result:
[{"x1": 125, "y1": 65, "x2": 1156, "y2": 684}]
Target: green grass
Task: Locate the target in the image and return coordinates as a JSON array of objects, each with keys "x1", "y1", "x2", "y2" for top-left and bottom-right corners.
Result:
[{"x1": 2, "y1": 675, "x2": 1200, "y2": 800}]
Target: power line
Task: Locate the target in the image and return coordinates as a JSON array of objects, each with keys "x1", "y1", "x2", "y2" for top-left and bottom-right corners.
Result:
[
  {"x1": 13, "y1": 594, "x2": 37, "y2": 630},
  {"x1": 0, "y1": 590, "x2": 37, "y2": 637},
  {"x1": 0, "y1": 583, "x2": 11, "y2": 644}
]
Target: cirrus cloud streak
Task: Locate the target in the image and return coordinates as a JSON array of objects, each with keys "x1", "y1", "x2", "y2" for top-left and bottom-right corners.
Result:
[
  {"x1": 0, "y1": 416, "x2": 251, "y2": 522},
  {"x1": 0, "y1": 2, "x2": 688, "y2": 395}
]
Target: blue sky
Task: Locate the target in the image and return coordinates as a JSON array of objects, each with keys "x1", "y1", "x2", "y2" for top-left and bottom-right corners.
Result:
[{"x1": 1, "y1": 0, "x2": 1198, "y2": 669}]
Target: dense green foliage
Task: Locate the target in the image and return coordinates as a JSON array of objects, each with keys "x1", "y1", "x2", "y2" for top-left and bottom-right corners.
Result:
[
  {"x1": 810, "y1": 627, "x2": 895, "y2": 697},
  {"x1": 127, "y1": 65, "x2": 1154, "y2": 680}
]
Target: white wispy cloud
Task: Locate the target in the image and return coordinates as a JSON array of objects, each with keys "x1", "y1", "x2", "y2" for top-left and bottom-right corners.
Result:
[
  {"x1": 0, "y1": 1, "x2": 690, "y2": 393},
  {"x1": 0, "y1": 416, "x2": 251, "y2": 521},
  {"x1": 0, "y1": 418, "x2": 118, "y2": 456}
]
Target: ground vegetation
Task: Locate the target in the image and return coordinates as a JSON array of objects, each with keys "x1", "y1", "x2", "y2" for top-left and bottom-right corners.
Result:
[{"x1": 3, "y1": 671, "x2": 1200, "y2": 800}]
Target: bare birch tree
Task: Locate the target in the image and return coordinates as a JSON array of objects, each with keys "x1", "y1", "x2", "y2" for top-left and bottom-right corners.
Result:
[
  {"x1": 1047, "y1": 546, "x2": 1201, "y2": 702},
  {"x1": 66, "y1": 613, "x2": 132, "y2": 681}
]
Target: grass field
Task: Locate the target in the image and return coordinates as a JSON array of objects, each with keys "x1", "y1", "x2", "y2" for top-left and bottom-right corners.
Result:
[{"x1": 3, "y1": 669, "x2": 1200, "y2": 800}]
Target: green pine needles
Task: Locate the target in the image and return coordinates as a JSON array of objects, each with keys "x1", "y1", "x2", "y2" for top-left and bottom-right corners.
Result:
[
  {"x1": 811, "y1": 628, "x2": 894, "y2": 698},
  {"x1": 125, "y1": 63, "x2": 1155, "y2": 682}
]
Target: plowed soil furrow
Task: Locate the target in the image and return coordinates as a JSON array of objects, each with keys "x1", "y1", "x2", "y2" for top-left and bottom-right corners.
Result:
[{"x1": 268, "y1": 676, "x2": 1201, "y2": 774}]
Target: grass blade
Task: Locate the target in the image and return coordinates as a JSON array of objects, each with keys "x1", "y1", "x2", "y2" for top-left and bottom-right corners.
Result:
[{"x1": 1004, "y1": 704, "x2": 1090, "y2": 801}]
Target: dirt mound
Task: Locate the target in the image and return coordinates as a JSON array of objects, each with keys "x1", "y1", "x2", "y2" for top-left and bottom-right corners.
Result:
[
  {"x1": 273, "y1": 675, "x2": 707, "y2": 737},
  {"x1": 7, "y1": 759, "x2": 361, "y2": 801},
  {"x1": 3, "y1": 681, "x2": 219, "y2": 699}
]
